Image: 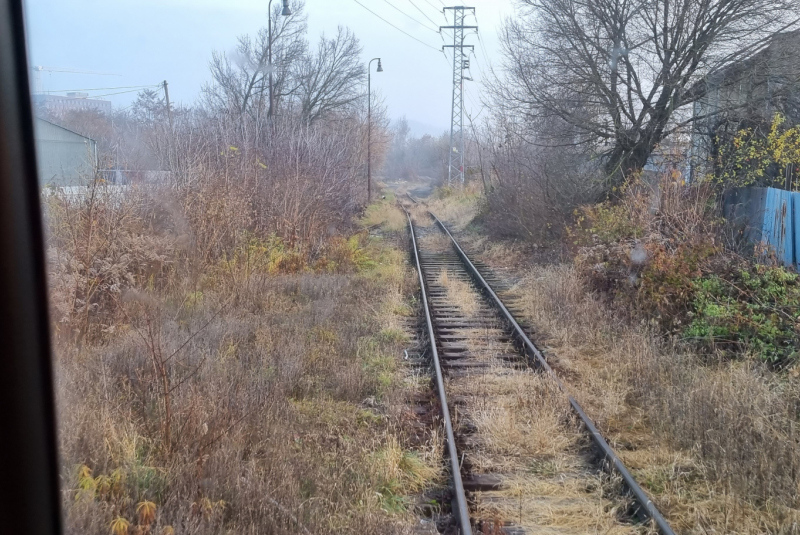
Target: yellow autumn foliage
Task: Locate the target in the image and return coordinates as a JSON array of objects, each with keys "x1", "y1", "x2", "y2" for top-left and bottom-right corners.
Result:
[{"x1": 717, "y1": 113, "x2": 800, "y2": 188}]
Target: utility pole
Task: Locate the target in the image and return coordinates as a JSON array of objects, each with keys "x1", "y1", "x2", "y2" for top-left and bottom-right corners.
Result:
[
  {"x1": 163, "y1": 80, "x2": 174, "y2": 172},
  {"x1": 441, "y1": 7, "x2": 476, "y2": 185},
  {"x1": 367, "y1": 58, "x2": 383, "y2": 203},
  {"x1": 162, "y1": 80, "x2": 173, "y2": 130}
]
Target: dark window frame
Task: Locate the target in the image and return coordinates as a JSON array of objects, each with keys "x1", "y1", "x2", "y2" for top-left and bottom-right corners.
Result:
[{"x1": 0, "y1": 0, "x2": 62, "y2": 532}]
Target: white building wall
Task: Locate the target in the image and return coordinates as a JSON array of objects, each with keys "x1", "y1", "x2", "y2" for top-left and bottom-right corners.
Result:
[{"x1": 34, "y1": 118, "x2": 97, "y2": 187}]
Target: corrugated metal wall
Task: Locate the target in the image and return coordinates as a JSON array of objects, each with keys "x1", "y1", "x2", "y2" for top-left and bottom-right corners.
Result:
[
  {"x1": 34, "y1": 118, "x2": 97, "y2": 187},
  {"x1": 724, "y1": 186, "x2": 800, "y2": 268}
]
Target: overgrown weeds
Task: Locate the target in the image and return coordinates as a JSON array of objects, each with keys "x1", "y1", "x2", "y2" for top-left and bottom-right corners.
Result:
[
  {"x1": 44, "y1": 182, "x2": 178, "y2": 343},
  {"x1": 420, "y1": 177, "x2": 800, "y2": 531},
  {"x1": 573, "y1": 172, "x2": 800, "y2": 365},
  {"x1": 437, "y1": 270, "x2": 480, "y2": 317},
  {"x1": 50, "y1": 184, "x2": 436, "y2": 533},
  {"x1": 424, "y1": 184, "x2": 483, "y2": 230},
  {"x1": 685, "y1": 264, "x2": 800, "y2": 363},
  {"x1": 361, "y1": 193, "x2": 407, "y2": 233},
  {"x1": 507, "y1": 263, "x2": 800, "y2": 532},
  {"x1": 45, "y1": 178, "x2": 388, "y2": 346}
]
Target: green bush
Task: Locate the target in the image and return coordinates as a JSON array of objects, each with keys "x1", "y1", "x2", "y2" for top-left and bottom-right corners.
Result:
[
  {"x1": 574, "y1": 174, "x2": 800, "y2": 366},
  {"x1": 685, "y1": 265, "x2": 800, "y2": 365}
]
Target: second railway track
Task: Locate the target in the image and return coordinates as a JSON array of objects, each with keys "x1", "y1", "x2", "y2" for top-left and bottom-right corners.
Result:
[{"x1": 404, "y1": 207, "x2": 674, "y2": 535}]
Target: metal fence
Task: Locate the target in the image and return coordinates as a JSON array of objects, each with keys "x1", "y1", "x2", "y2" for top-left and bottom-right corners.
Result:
[{"x1": 724, "y1": 186, "x2": 799, "y2": 267}]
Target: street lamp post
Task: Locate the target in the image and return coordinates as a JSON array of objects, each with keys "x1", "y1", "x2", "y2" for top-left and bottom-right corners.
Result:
[
  {"x1": 268, "y1": 0, "x2": 292, "y2": 119},
  {"x1": 367, "y1": 57, "x2": 383, "y2": 202}
]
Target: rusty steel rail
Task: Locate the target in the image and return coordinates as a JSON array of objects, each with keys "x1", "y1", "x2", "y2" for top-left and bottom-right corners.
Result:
[
  {"x1": 404, "y1": 208, "x2": 472, "y2": 535},
  {"x1": 430, "y1": 212, "x2": 677, "y2": 535}
]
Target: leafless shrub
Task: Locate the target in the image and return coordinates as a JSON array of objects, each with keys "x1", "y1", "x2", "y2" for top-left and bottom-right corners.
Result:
[
  {"x1": 145, "y1": 105, "x2": 388, "y2": 261},
  {"x1": 44, "y1": 181, "x2": 178, "y2": 343},
  {"x1": 249, "y1": 116, "x2": 371, "y2": 248},
  {"x1": 479, "y1": 115, "x2": 602, "y2": 243},
  {"x1": 45, "y1": 9, "x2": 412, "y2": 533},
  {"x1": 56, "y1": 264, "x2": 428, "y2": 534}
]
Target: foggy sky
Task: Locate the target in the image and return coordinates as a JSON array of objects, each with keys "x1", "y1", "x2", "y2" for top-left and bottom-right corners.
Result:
[{"x1": 23, "y1": 0, "x2": 515, "y2": 135}]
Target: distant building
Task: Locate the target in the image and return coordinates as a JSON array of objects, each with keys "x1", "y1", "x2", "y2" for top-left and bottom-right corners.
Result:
[
  {"x1": 33, "y1": 92, "x2": 112, "y2": 115},
  {"x1": 34, "y1": 117, "x2": 97, "y2": 187},
  {"x1": 691, "y1": 30, "x2": 800, "y2": 178}
]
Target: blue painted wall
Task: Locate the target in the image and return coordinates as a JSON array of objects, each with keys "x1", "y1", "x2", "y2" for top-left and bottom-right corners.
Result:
[
  {"x1": 763, "y1": 188, "x2": 795, "y2": 266},
  {"x1": 724, "y1": 186, "x2": 800, "y2": 269}
]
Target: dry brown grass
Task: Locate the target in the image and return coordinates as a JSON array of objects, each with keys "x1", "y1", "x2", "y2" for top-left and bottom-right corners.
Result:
[
  {"x1": 477, "y1": 476, "x2": 643, "y2": 534},
  {"x1": 49, "y1": 187, "x2": 438, "y2": 534},
  {"x1": 431, "y1": 256, "x2": 639, "y2": 532},
  {"x1": 459, "y1": 235, "x2": 530, "y2": 269},
  {"x1": 410, "y1": 183, "x2": 483, "y2": 230},
  {"x1": 417, "y1": 231, "x2": 452, "y2": 253},
  {"x1": 451, "y1": 372, "x2": 576, "y2": 467},
  {"x1": 402, "y1": 202, "x2": 435, "y2": 227},
  {"x1": 461, "y1": 327, "x2": 514, "y2": 365},
  {"x1": 427, "y1": 200, "x2": 480, "y2": 231},
  {"x1": 504, "y1": 263, "x2": 800, "y2": 533},
  {"x1": 361, "y1": 194, "x2": 407, "y2": 232},
  {"x1": 437, "y1": 270, "x2": 480, "y2": 317},
  {"x1": 448, "y1": 367, "x2": 641, "y2": 532}
]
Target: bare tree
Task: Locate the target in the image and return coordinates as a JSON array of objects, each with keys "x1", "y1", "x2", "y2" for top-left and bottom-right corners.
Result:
[
  {"x1": 121, "y1": 8, "x2": 390, "y2": 250},
  {"x1": 132, "y1": 88, "x2": 169, "y2": 126},
  {"x1": 203, "y1": 9, "x2": 366, "y2": 137},
  {"x1": 296, "y1": 27, "x2": 365, "y2": 123},
  {"x1": 384, "y1": 117, "x2": 411, "y2": 179},
  {"x1": 495, "y1": 0, "x2": 800, "y2": 191},
  {"x1": 205, "y1": 1, "x2": 307, "y2": 121}
]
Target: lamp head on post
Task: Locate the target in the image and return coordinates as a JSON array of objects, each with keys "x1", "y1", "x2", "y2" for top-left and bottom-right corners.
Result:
[
  {"x1": 281, "y1": 0, "x2": 292, "y2": 16},
  {"x1": 377, "y1": 59, "x2": 383, "y2": 72}
]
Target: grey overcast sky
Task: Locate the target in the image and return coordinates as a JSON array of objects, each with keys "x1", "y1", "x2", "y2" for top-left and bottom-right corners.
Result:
[{"x1": 23, "y1": 0, "x2": 515, "y2": 135}]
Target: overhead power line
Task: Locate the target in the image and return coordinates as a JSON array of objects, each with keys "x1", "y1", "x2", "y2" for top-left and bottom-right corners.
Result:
[
  {"x1": 473, "y1": 13, "x2": 493, "y2": 67},
  {"x1": 469, "y1": 48, "x2": 487, "y2": 80},
  {"x1": 407, "y1": 0, "x2": 443, "y2": 27},
  {"x1": 353, "y1": 0, "x2": 441, "y2": 52},
  {"x1": 439, "y1": 47, "x2": 452, "y2": 67},
  {"x1": 464, "y1": 83, "x2": 486, "y2": 121},
  {"x1": 81, "y1": 87, "x2": 159, "y2": 99},
  {"x1": 41, "y1": 84, "x2": 160, "y2": 93},
  {"x1": 380, "y1": 0, "x2": 438, "y2": 32},
  {"x1": 475, "y1": 27, "x2": 495, "y2": 74},
  {"x1": 420, "y1": 0, "x2": 447, "y2": 19},
  {"x1": 115, "y1": 102, "x2": 138, "y2": 112}
]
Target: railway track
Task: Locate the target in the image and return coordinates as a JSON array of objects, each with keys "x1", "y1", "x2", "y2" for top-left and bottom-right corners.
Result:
[{"x1": 404, "y1": 207, "x2": 675, "y2": 535}]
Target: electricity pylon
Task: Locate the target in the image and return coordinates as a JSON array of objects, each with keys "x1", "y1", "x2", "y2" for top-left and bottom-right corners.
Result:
[{"x1": 441, "y1": 6, "x2": 476, "y2": 185}]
